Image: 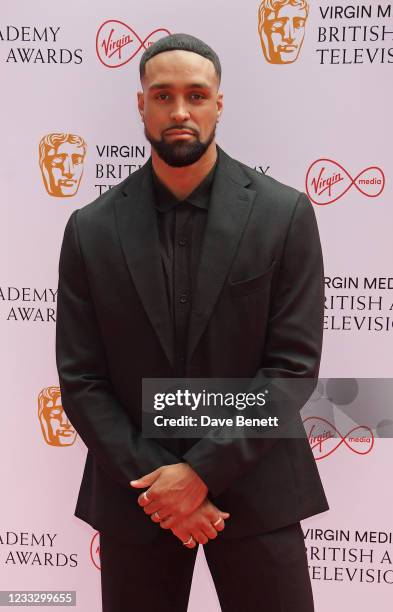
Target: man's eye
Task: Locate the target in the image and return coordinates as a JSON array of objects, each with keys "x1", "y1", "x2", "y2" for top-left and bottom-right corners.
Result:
[
  {"x1": 156, "y1": 94, "x2": 170, "y2": 101},
  {"x1": 190, "y1": 94, "x2": 205, "y2": 101}
]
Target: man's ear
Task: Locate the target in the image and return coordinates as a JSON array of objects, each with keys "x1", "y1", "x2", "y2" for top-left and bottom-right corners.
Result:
[
  {"x1": 216, "y1": 91, "x2": 224, "y2": 120},
  {"x1": 137, "y1": 90, "x2": 144, "y2": 120}
]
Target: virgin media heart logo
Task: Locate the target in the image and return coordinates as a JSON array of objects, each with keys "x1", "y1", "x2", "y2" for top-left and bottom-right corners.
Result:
[
  {"x1": 90, "y1": 532, "x2": 100, "y2": 570},
  {"x1": 96, "y1": 20, "x2": 171, "y2": 68},
  {"x1": 305, "y1": 158, "x2": 385, "y2": 205},
  {"x1": 303, "y1": 416, "x2": 374, "y2": 460}
]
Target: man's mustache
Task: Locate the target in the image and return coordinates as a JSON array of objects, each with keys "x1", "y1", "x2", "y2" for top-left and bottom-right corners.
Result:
[{"x1": 163, "y1": 126, "x2": 199, "y2": 135}]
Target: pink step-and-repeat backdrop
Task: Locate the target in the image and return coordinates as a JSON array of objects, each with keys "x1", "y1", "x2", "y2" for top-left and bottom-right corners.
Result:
[{"x1": 1, "y1": 0, "x2": 392, "y2": 609}]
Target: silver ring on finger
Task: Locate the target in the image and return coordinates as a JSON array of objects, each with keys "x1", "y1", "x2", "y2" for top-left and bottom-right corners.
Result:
[
  {"x1": 153, "y1": 511, "x2": 161, "y2": 521},
  {"x1": 182, "y1": 535, "x2": 194, "y2": 546},
  {"x1": 213, "y1": 516, "x2": 223, "y2": 527},
  {"x1": 143, "y1": 491, "x2": 150, "y2": 502}
]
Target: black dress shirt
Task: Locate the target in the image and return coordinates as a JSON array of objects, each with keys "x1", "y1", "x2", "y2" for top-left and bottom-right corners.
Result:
[{"x1": 152, "y1": 154, "x2": 219, "y2": 376}]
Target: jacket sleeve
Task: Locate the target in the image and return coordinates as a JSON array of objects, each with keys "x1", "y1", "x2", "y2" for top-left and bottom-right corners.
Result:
[
  {"x1": 55, "y1": 210, "x2": 180, "y2": 488},
  {"x1": 183, "y1": 193, "x2": 324, "y2": 497}
]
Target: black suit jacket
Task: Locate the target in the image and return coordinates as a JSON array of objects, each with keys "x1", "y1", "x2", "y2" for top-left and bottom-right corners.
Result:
[{"x1": 56, "y1": 146, "x2": 329, "y2": 543}]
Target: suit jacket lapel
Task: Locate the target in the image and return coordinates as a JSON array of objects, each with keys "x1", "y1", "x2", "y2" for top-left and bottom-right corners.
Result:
[
  {"x1": 187, "y1": 149, "x2": 256, "y2": 362},
  {"x1": 114, "y1": 161, "x2": 174, "y2": 367}
]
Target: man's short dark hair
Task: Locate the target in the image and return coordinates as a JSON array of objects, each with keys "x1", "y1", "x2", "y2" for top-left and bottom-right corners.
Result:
[{"x1": 139, "y1": 33, "x2": 221, "y2": 85}]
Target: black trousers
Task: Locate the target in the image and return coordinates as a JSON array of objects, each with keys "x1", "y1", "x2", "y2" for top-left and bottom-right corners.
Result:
[{"x1": 100, "y1": 521, "x2": 314, "y2": 612}]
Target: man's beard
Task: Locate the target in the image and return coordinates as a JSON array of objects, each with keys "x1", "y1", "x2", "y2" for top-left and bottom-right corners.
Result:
[{"x1": 144, "y1": 124, "x2": 216, "y2": 167}]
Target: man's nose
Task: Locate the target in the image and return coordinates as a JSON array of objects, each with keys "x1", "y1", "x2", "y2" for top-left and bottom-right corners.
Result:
[
  {"x1": 63, "y1": 156, "x2": 75, "y2": 177},
  {"x1": 283, "y1": 20, "x2": 295, "y2": 43},
  {"x1": 170, "y1": 101, "x2": 191, "y2": 122}
]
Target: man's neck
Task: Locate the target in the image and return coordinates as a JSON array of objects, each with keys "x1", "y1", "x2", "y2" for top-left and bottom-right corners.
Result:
[{"x1": 151, "y1": 141, "x2": 218, "y2": 200}]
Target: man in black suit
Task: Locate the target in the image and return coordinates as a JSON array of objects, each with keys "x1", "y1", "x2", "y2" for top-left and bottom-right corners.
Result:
[{"x1": 56, "y1": 33, "x2": 328, "y2": 612}]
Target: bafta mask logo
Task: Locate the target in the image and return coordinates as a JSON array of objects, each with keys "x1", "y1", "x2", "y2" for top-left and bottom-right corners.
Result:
[
  {"x1": 38, "y1": 386, "x2": 77, "y2": 447},
  {"x1": 258, "y1": 0, "x2": 309, "y2": 64},
  {"x1": 39, "y1": 133, "x2": 87, "y2": 197}
]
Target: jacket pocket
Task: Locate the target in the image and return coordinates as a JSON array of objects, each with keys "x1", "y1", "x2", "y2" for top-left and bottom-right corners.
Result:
[{"x1": 229, "y1": 261, "x2": 276, "y2": 297}]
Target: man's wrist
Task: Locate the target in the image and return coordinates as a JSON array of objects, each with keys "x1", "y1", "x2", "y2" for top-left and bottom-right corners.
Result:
[{"x1": 183, "y1": 457, "x2": 211, "y2": 496}]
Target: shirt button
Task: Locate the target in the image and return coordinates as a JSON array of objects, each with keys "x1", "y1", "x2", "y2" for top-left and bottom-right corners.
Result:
[
  {"x1": 179, "y1": 294, "x2": 188, "y2": 304},
  {"x1": 178, "y1": 238, "x2": 187, "y2": 247}
]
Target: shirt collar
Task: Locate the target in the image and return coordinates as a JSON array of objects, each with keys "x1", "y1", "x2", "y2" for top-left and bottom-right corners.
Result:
[{"x1": 152, "y1": 147, "x2": 219, "y2": 213}]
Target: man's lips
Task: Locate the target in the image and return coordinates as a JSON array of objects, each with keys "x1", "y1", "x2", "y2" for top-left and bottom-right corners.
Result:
[{"x1": 164, "y1": 129, "x2": 196, "y2": 136}]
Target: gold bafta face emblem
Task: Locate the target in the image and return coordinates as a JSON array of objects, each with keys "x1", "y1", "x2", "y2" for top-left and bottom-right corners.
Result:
[
  {"x1": 258, "y1": 0, "x2": 309, "y2": 64},
  {"x1": 39, "y1": 133, "x2": 87, "y2": 197},
  {"x1": 38, "y1": 386, "x2": 77, "y2": 447}
]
